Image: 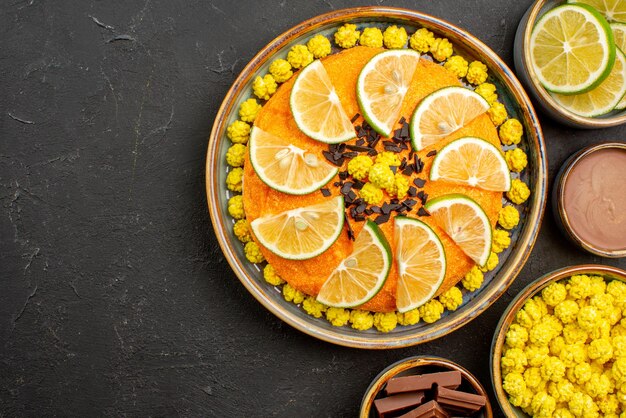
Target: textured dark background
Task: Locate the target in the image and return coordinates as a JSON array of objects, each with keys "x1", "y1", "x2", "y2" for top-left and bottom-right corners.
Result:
[{"x1": 1, "y1": 0, "x2": 625, "y2": 416}]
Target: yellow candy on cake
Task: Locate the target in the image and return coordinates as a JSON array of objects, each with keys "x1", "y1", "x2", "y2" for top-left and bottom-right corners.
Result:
[
  {"x1": 419, "y1": 299, "x2": 444, "y2": 323},
  {"x1": 287, "y1": 44, "x2": 313, "y2": 69},
  {"x1": 359, "y1": 182, "x2": 383, "y2": 205},
  {"x1": 244, "y1": 241, "x2": 265, "y2": 264},
  {"x1": 383, "y1": 25, "x2": 408, "y2": 49},
  {"x1": 443, "y1": 55, "x2": 469, "y2": 78},
  {"x1": 429, "y1": 37, "x2": 453, "y2": 61},
  {"x1": 438, "y1": 287, "x2": 463, "y2": 311},
  {"x1": 462, "y1": 266, "x2": 484, "y2": 291},
  {"x1": 233, "y1": 219, "x2": 252, "y2": 243},
  {"x1": 302, "y1": 296, "x2": 326, "y2": 318},
  {"x1": 350, "y1": 309, "x2": 374, "y2": 331},
  {"x1": 397, "y1": 309, "x2": 420, "y2": 326},
  {"x1": 507, "y1": 179, "x2": 530, "y2": 205},
  {"x1": 325, "y1": 307, "x2": 350, "y2": 327},
  {"x1": 226, "y1": 167, "x2": 244, "y2": 192},
  {"x1": 263, "y1": 263, "x2": 285, "y2": 285},
  {"x1": 500, "y1": 118, "x2": 524, "y2": 146},
  {"x1": 359, "y1": 27, "x2": 383, "y2": 48},
  {"x1": 409, "y1": 28, "x2": 435, "y2": 53},
  {"x1": 347, "y1": 154, "x2": 373, "y2": 180},
  {"x1": 268, "y1": 58, "x2": 293, "y2": 83},
  {"x1": 227, "y1": 195, "x2": 245, "y2": 219},
  {"x1": 227, "y1": 120, "x2": 251, "y2": 144},
  {"x1": 252, "y1": 74, "x2": 277, "y2": 100},
  {"x1": 505, "y1": 148, "x2": 528, "y2": 173},
  {"x1": 474, "y1": 82, "x2": 498, "y2": 105},
  {"x1": 239, "y1": 98, "x2": 262, "y2": 123},
  {"x1": 466, "y1": 60, "x2": 488, "y2": 85},
  {"x1": 306, "y1": 34, "x2": 331, "y2": 59},
  {"x1": 492, "y1": 229, "x2": 511, "y2": 253},
  {"x1": 488, "y1": 102, "x2": 508, "y2": 126},
  {"x1": 373, "y1": 312, "x2": 398, "y2": 332},
  {"x1": 334, "y1": 23, "x2": 360, "y2": 48}
]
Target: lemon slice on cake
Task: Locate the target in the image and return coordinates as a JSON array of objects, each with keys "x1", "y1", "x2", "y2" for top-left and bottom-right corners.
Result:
[
  {"x1": 394, "y1": 216, "x2": 447, "y2": 313},
  {"x1": 530, "y1": 3, "x2": 616, "y2": 94},
  {"x1": 430, "y1": 137, "x2": 511, "y2": 191},
  {"x1": 250, "y1": 196, "x2": 344, "y2": 260},
  {"x1": 249, "y1": 127, "x2": 338, "y2": 195},
  {"x1": 356, "y1": 49, "x2": 421, "y2": 137},
  {"x1": 551, "y1": 48, "x2": 626, "y2": 117},
  {"x1": 290, "y1": 60, "x2": 355, "y2": 144},
  {"x1": 424, "y1": 194, "x2": 492, "y2": 267},
  {"x1": 317, "y1": 220, "x2": 392, "y2": 308},
  {"x1": 568, "y1": 0, "x2": 626, "y2": 23},
  {"x1": 410, "y1": 86, "x2": 489, "y2": 151}
]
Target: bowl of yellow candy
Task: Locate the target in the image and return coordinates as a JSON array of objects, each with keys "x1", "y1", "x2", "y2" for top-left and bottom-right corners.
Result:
[{"x1": 491, "y1": 264, "x2": 626, "y2": 417}]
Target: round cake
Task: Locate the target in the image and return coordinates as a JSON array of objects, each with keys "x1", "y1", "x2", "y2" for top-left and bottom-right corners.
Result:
[{"x1": 242, "y1": 46, "x2": 503, "y2": 313}]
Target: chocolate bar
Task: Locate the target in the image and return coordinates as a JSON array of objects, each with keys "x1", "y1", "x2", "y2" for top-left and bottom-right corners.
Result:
[
  {"x1": 374, "y1": 391, "x2": 425, "y2": 417},
  {"x1": 395, "y1": 400, "x2": 450, "y2": 418},
  {"x1": 435, "y1": 386, "x2": 486, "y2": 415},
  {"x1": 385, "y1": 371, "x2": 462, "y2": 395}
]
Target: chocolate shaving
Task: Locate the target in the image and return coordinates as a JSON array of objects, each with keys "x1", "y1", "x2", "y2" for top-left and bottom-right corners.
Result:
[
  {"x1": 351, "y1": 113, "x2": 360, "y2": 123},
  {"x1": 320, "y1": 188, "x2": 331, "y2": 197},
  {"x1": 374, "y1": 213, "x2": 390, "y2": 225},
  {"x1": 427, "y1": 150, "x2": 437, "y2": 157},
  {"x1": 417, "y1": 207, "x2": 430, "y2": 217},
  {"x1": 344, "y1": 214, "x2": 355, "y2": 241},
  {"x1": 413, "y1": 178, "x2": 426, "y2": 188}
]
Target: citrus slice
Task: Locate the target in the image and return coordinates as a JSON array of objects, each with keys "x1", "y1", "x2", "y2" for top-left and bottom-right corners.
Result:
[
  {"x1": 290, "y1": 60, "x2": 355, "y2": 144},
  {"x1": 410, "y1": 86, "x2": 490, "y2": 151},
  {"x1": 430, "y1": 137, "x2": 511, "y2": 192},
  {"x1": 612, "y1": 22, "x2": 626, "y2": 50},
  {"x1": 551, "y1": 47, "x2": 626, "y2": 116},
  {"x1": 356, "y1": 49, "x2": 421, "y2": 137},
  {"x1": 316, "y1": 220, "x2": 392, "y2": 308},
  {"x1": 424, "y1": 194, "x2": 492, "y2": 266},
  {"x1": 249, "y1": 127, "x2": 338, "y2": 195},
  {"x1": 568, "y1": 0, "x2": 626, "y2": 23},
  {"x1": 250, "y1": 196, "x2": 344, "y2": 260},
  {"x1": 611, "y1": 23, "x2": 626, "y2": 109},
  {"x1": 394, "y1": 216, "x2": 447, "y2": 313},
  {"x1": 530, "y1": 4, "x2": 616, "y2": 94}
]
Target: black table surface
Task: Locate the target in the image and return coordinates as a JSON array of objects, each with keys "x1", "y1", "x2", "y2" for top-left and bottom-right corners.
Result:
[{"x1": 2, "y1": 0, "x2": 625, "y2": 416}]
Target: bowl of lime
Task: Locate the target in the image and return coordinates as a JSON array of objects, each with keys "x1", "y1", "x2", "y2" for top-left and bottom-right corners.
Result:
[{"x1": 514, "y1": 0, "x2": 626, "y2": 128}]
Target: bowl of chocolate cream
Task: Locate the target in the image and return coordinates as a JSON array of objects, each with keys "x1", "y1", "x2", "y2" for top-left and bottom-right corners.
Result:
[{"x1": 553, "y1": 142, "x2": 626, "y2": 258}]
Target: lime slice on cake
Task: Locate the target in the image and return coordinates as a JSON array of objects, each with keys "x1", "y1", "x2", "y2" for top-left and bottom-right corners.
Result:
[
  {"x1": 317, "y1": 220, "x2": 392, "y2": 308},
  {"x1": 290, "y1": 60, "x2": 355, "y2": 144},
  {"x1": 249, "y1": 127, "x2": 338, "y2": 195},
  {"x1": 551, "y1": 47, "x2": 626, "y2": 116},
  {"x1": 424, "y1": 194, "x2": 492, "y2": 267},
  {"x1": 530, "y1": 3, "x2": 616, "y2": 94},
  {"x1": 410, "y1": 86, "x2": 489, "y2": 151},
  {"x1": 394, "y1": 216, "x2": 447, "y2": 313},
  {"x1": 250, "y1": 196, "x2": 344, "y2": 260},
  {"x1": 430, "y1": 137, "x2": 511, "y2": 191},
  {"x1": 356, "y1": 49, "x2": 421, "y2": 137},
  {"x1": 568, "y1": 0, "x2": 626, "y2": 23}
]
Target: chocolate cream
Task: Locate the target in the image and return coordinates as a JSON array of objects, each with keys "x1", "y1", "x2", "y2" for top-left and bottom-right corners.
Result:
[{"x1": 563, "y1": 147, "x2": 626, "y2": 252}]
